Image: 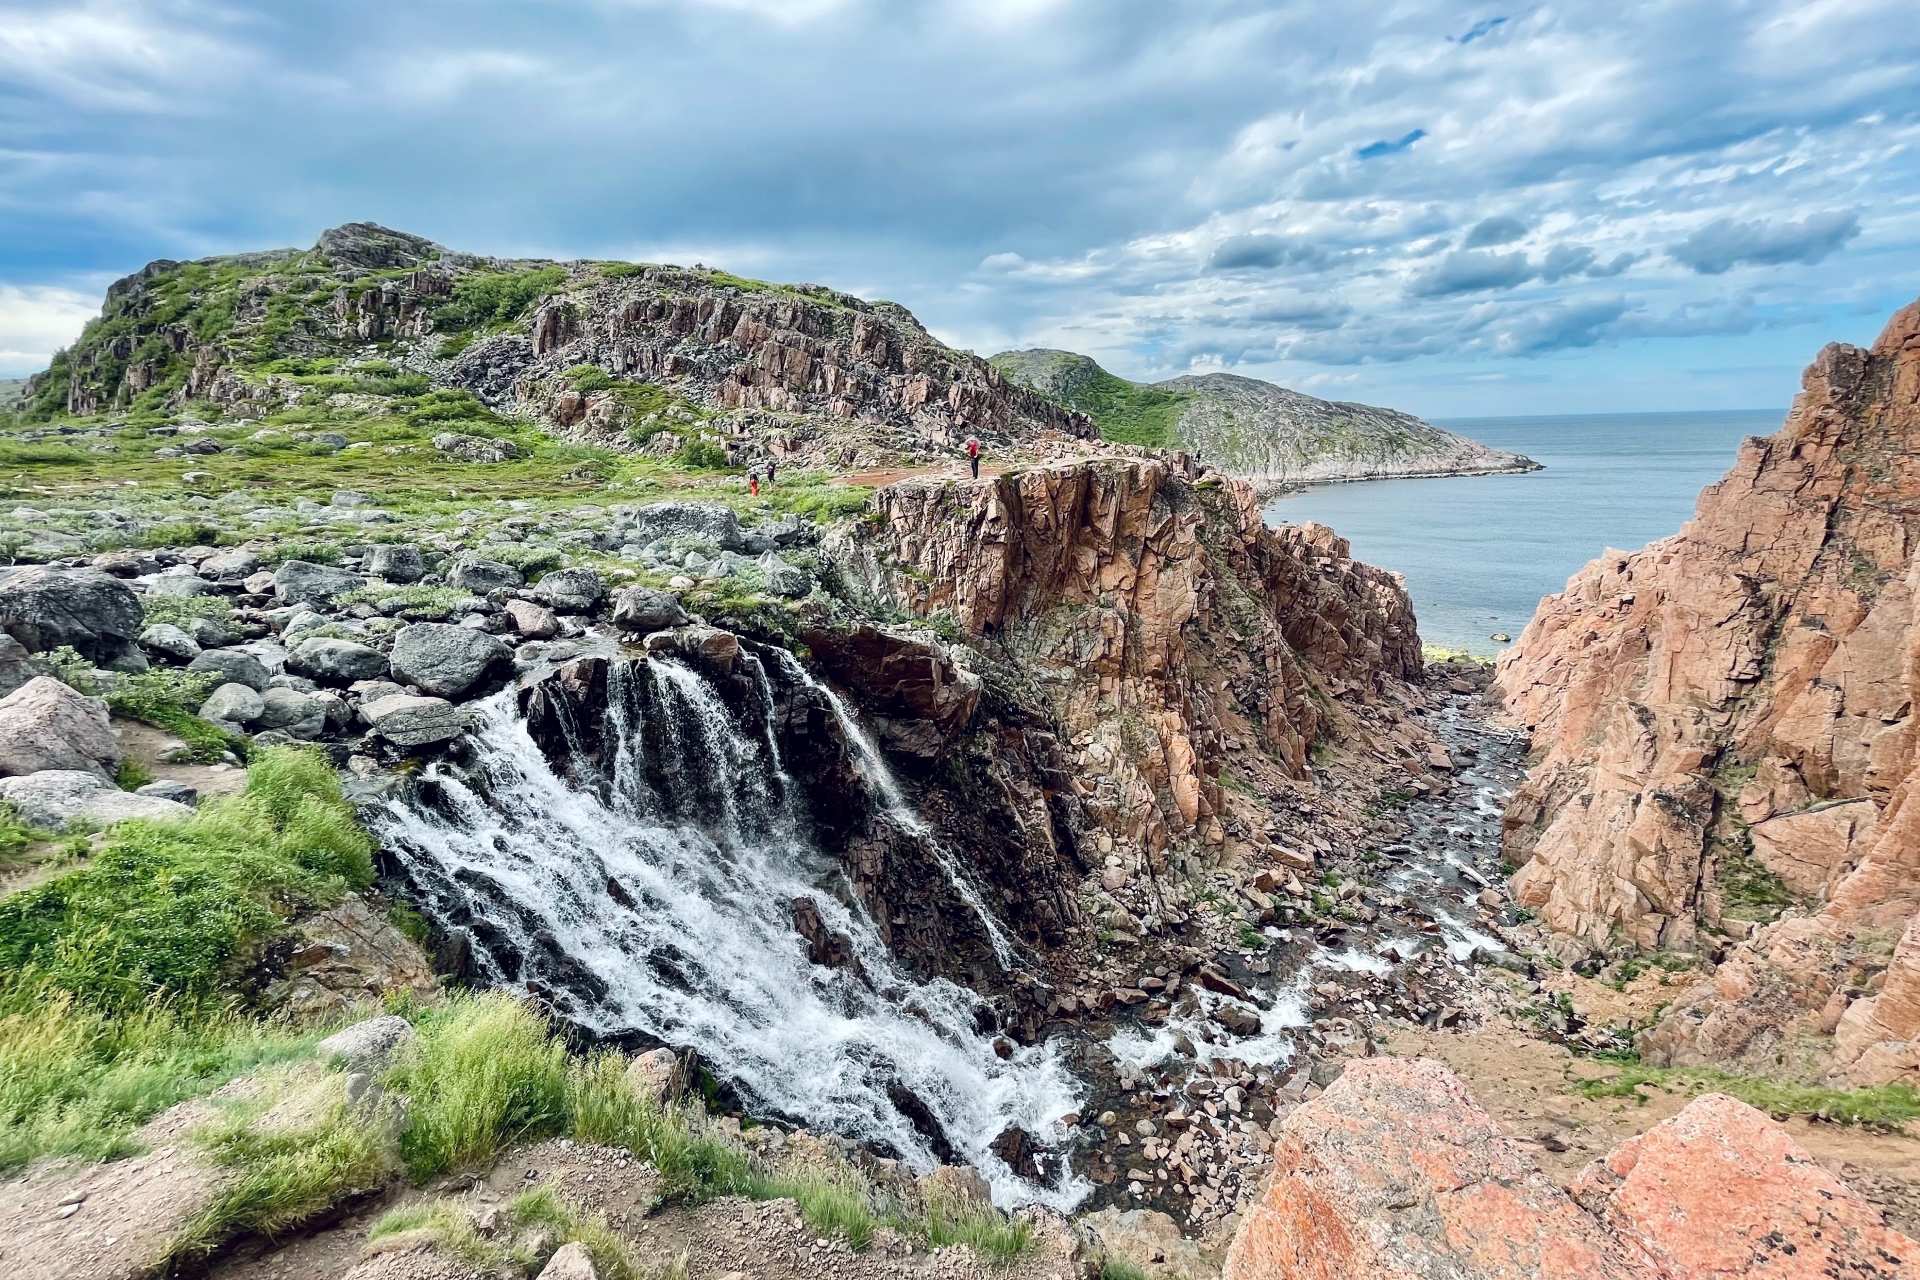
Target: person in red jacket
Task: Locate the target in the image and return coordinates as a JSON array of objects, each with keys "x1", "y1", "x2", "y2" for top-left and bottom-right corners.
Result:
[{"x1": 966, "y1": 437, "x2": 980, "y2": 479}]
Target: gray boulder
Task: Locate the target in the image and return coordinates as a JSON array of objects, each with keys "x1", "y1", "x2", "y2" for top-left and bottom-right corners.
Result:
[
  {"x1": 361, "y1": 694, "x2": 468, "y2": 746},
  {"x1": 0, "y1": 634, "x2": 46, "y2": 699},
  {"x1": 200, "y1": 682, "x2": 265, "y2": 725},
  {"x1": 274, "y1": 560, "x2": 367, "y2": 610},
  {"x1": 137, "y1": 778, "x2": 198, "y2": 806},
  {"x1": 144, "y1": 572, "x2": 219, "y2": 598},
  {"x1": 625, "y1": 502, "x2": 744, "y2": 551},
  {"x1": 0, "y1": 677, "x2": 120, "y2": 779},
  {"x1": 390, "y1": 623, "x2": 511, "y2": 698},
  {"x1": 186, "y1": 615, "x2": 233, "y2": 648},
  {"x1": 536, "y1": 1242, "x2": 598, "y2": 1280},
  {"x1": 432, "y1": 432, "x2": 525, "y2": 463},
  {"x1": 197, "y1": 549, "x2": 260, "y2": 580},
  {"x1": 502, "y1": 599, "x2": 559, "y2": 639},
  {"x1": 316, "y1": 1014, "x2": 416, "y2": 1072},
  {"x1": 365, "y1": 543, "x2": 426, "y2": 584},
  {"x1": 255, "y1": 687, "x2": 325, "y2": 738},
  {"x1": 188, "y1": 647, "x2": 271, "y2": 691},
  {"x1": 760, "y1": 556, "x2": 812, "y2": 599},
  {"x1": 287, "y1": 637, "x2": 389, "y2": 684},
  {"x1": 139, "y1": 623, "x2": 201, "y2": 664},
  {"x1": 611, "y1": 587, "x2": 688, "y2": 634},
  {"x1": 0, "y1": 769, "x2": 192, "y2": 831},
  {"x1": 0, "y1": 566, "x2": 144, "y2": 663},
  {"x1": 447, "y1": 555, "x2": 523, "y2": 595},
  {"x1": 539, "y1": 567, "x2": 603, "y2": 612}
]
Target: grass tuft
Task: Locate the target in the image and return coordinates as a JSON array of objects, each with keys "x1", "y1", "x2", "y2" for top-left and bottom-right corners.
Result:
[{"x1": 1574, "y1": 1063, "x2": 1920, "y2": 1127}]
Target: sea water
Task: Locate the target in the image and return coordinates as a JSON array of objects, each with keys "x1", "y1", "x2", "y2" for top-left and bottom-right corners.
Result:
[{"x1": 1263, "y1": 409, "x2": 1783, "y2": 656}]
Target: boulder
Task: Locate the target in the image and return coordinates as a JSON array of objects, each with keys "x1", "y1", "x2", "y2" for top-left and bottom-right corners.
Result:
[
  {"x1": 536, "y1": 1243, "x2": 598, "y2": 1280},
  {"x1": 137, "y1": 778, "x2": 197, "y2": 806},
  {"x1": 610, "y1": 586, "x2": 687, "y2": 634},
  {"x1": 1222, "y1": 1058, "x2": 1650, "y2": 1280},
  {"x1": 200, "y1": 682, "x2": 265, "y2": 725},
  {"x1": 144, "y1": 573, "x2": 218, "y2": 598},
  {"x1": 288, "y1": 637, "x2": 390, "y2": 684},
  {"x1": 187, "y1": 647, "x2": 271, "y2": 692},
  {"x1": 0, "y1": 769, "x2": 193, "y2": 831},
  {"x1": 432, "y1": 432, "x2": 526, "y2": 463},
  {"x1": 255, "y1": 687, "x2": 325, "y2": 738},
  {"x1": 761, "y1": 557, "x2": 812, "y2": 598},
  {"x1": 801, "y1": 623, "x2": 981, "y2": 738},
  {"x1": 538, "y1": 567, "x2": 603, "y2": 611},
  {"x1": 139, "y1": 623, "x2": 201, "y2": 664},
  {"x1": 197, "y1": 549, "x2": 260, "y2": 580},
  {"x1": 364, "y1": 543, "x2": 426, "y2": 583},
  {"x1": 0, "y1": 566, "x2": 144, "y2": 663},
  {"x1": 503, "y1": 599, "x2": 559, "y2": 639},
  {"x1": 624, "y1": 502, "x2": 744, "y2": 550},
  {"x1": 624, "y1": 1048, "x2": 684, "y2": 1105},
  {"x1": 446, "y1": 555, "x2": 523, "y2": 595},
  {"x1": 389, "y1": 623, "x2": 511, "y2": 699},
  {"x1": 643, "y1": 626, "x2": 738, "y2": 675},
  {"x1": 273, "y1": 560, "x2": 367, "y2": 610},
  {"x1": 315, "y1": 1013, "x2": 418, "y2": 1072},
  {"x1": 1572, "y1": 1092, "x2": 1918, "y2": 1279},
  {"x1": 361, "y1": 694, "x2": 468, "y2": 747},
  {"x1": 0, "y1": 634, "x2": 45, "y2": 698},
  {"x1": 0, "y1": 677, "x2": 120, "y2": 779}
]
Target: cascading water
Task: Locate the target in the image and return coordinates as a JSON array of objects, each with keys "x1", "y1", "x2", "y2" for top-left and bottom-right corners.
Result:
[{"x1": 372, "y1": 649, "x2": 1087, "y2": 1209}]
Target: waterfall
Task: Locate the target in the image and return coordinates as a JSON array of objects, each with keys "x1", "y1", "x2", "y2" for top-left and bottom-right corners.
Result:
[{"x1": 372, "y1": 655, "x2": 1087, "y2": 1209}]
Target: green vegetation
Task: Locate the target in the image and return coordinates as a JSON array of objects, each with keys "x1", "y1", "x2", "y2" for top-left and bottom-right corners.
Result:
[
  {"x1": 1100, "y1": 1256, "x2": 1152, "y2": 1280},
  {"x1": 341, "y1": 582, "x2": 468, "y2": 621},
  {"x1": 0, "y1": 746, "x2": 370, "y2": 1013},
  {"x1": 673, "y1": 436, "x2": 734, "y2": 471},
  {"x1": 102, "y1": 667, "x2": 244, "y2": 764},
  {"x1": 1574, "y1": 1062, "x2": 1920, "y2": 1126},
  {"x1": 140, "y1": 593, "x2": 236, "y2": 629},
  {"x1": 435, "y1": 266, "x2": 569, "y2": 333},
  {"x1": 991, "y1": 353, "x2": 1191, "y2": 447},
  {"x1": 369, "y1": 1186, "x2": 648, "y2": 1280}
]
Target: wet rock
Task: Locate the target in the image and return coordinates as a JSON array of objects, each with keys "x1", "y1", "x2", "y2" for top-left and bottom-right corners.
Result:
[
  {"x1": 1212, "y1": 1002, "x2": 1263, "y2": 1037},
  {"x1": 390, "y1": 622, "x2": 512, "y2": 698},
  {"x1": 503, "y1": 598, "x2": 559, "y2": 639},
  {"x1": 625, "y1": 1048, "x2": 684, "y2": 1105},
  {"x1": 365, "y1": 543, "x2": 426, "y2": 583},
  {"x1": 643, "y1": 626, "x2": 738, "y2": 675},
  {"x1": 447, "y1": 554, "x2": 523, "y2": 594},
  {"x1": 200, "y1": 682, "x2": 265, "y2": 725},
  {"x1": 989, "y1": 1126, "x2": 1036, "y2": 1176},
  {"x1": 139, "y1": 623, "x2": 201, "y2": 664},
  {"x1": 0, "y1": 566, "x2": 144, "y2": 664},
  {"x1": 0, "y1": 769, "x2": 192, "y2": 830},
  {"x1": 361, "y1": 693, "x2": 468, "y2": 746},
  {"x1": 801, "y1": 623, "x2": 981, "y2": 739},
  {"x1": 0, "y1": 677, "x2": 120, "y2": 779},
  {"x1": 315, "y1": 1013, "x2": 418, "y2": 1072},
  {"x1": 288, "y1": 637, "x2": 390, "y2": 684},
  {"x1": 610, "y1": 586, "x2": 686, "y2": 634},
  {"x1": 187, "y1": 647, "x2": 271, "y2": 691},
  {"x1": 792, "y1": 897, "x2": 862, "y2": 974},
  {"x1": 273, "y1": 560, "x2": 367, "y2": 610}
]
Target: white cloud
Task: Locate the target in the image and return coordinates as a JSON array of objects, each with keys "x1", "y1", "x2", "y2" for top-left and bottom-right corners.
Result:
[{"x1": 0, "y1": 283, "x2": 99, "y2": 376}]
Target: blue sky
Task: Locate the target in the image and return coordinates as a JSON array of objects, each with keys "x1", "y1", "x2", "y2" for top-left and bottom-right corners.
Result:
[{"x1": 1, "y1": 0, "x2": 1915, "y2": 418}]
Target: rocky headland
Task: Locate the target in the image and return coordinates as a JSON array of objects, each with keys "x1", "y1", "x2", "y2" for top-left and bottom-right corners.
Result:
[{"x1": 990, "y1": 348, "x2": 1538, "y2": 490}]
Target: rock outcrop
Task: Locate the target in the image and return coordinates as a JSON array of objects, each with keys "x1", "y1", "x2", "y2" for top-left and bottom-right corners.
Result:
[
  {"x1": 991, "y1": 348, "x2": 1537, "y2": 487},
  {"x1": 1494, "y1": 301, "x2": 1920, "y2": 1080},
  {"x1": 839, "y1": 450, "x2": 1421, "y2": 867},
  {"x1": 1222, "y1": 1057, "x2": 1917, "y2": 1279}
]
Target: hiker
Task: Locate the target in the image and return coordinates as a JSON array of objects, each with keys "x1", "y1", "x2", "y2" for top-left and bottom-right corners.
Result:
[
  {"x1": 749, "y1": 470, "x2": 760, "y2": 498},
  {"x1": 967, "y1": 437, "x2": 980, "y2": 479},
  {"x1": 765, "y1": 458, "x2": 777, "y2": 487}
]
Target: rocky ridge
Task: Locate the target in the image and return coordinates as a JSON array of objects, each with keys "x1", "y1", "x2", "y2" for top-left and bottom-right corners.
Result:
[
  {"x1": 1496, "y1": 298, "x2": 1920, "y2": 1082},
  {"x1": 990, "y1": 348, "x2": 1537, "y2": 489}
]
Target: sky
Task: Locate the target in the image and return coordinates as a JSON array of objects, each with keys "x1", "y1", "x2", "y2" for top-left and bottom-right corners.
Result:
[{"x1": 1, "y1": 0, "x2": 1916, "y2": 418}]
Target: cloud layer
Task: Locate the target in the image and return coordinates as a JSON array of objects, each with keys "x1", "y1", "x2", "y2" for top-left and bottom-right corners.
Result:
[{"x1": 0, "y1": 0, "x2": 1915, "y2": 412}]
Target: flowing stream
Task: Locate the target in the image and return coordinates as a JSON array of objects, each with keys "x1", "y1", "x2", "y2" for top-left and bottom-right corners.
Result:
[{"x1": 372, "y1": 653, "x2": 1087, "y2": 1208}]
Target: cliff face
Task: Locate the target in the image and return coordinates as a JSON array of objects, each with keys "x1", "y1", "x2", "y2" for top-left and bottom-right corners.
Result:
[
  {"x1": 25, "y1": 222, "x2": 1095, "y2": 469},
  {"x1": 837, "y1": 449, "x2": 1422, "y2": 869},
  {"x1": 1495, "y1": 300, "x2": 1920, "y2": 1081},
  {"x1": 989, "y1": 349, "x2": 1537, "y2": 486}
]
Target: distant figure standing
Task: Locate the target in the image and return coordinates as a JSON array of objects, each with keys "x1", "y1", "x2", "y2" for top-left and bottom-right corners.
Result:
[
  {"x1": 749, "y1": 470, "x2": 760, "y2": 498},
  {"x1": 766, "y1": 458, "x2": 777, "y2": 487},
  {"x1": 966, "y1": 437, "x2": 980, "y2": 479}
]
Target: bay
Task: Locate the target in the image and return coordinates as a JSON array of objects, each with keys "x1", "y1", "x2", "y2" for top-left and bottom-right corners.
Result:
[{"x1": 1262, "y1": 409, "x2": 1784, "y2": 657}]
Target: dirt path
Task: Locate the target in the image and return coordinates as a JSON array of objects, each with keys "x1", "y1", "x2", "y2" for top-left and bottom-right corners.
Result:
[{"x1": 832, "y1": 464, "x2": 1009, "y2": 487}]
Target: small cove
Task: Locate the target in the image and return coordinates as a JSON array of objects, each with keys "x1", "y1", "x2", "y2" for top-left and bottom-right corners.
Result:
[{"x1": 1263, "y1": 409, "x2": 1784, "y2": 655}]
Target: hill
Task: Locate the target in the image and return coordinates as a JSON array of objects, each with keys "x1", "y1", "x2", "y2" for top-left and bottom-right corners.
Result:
[
  {"x1": 989, "y1": 348, "x2": 1537, "y2": 487},
  {"x1": 19, "y1": 222, "x2": 1094, "y2": 471}
]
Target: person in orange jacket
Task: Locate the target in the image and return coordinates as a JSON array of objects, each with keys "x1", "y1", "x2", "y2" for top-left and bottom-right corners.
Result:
[{"x1": 966, "y1": 437, "x2": 980, "y2": 479}]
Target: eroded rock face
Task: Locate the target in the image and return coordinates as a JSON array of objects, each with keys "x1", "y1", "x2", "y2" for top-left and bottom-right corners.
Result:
[
  {"x1": 840, "y1": 452, "x2": 1420, "y2": 863},
  {"x1": 1222, "y1": 1058, "x2": 1917, "y2": 1280},
  {"x1": 1496, "y1": 300, "x2": 1920, "y2": 1076}
]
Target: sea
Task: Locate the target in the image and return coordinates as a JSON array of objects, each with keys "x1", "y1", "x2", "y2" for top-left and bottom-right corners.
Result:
[{"x1": 1261, "y1": 409, "x2": 1785, "y2": 657}]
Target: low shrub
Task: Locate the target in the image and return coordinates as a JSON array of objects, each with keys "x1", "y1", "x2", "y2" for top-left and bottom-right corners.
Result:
[
  {"x1": 140, "y1": 594, "x2": 237, "y2": 630},
  {"x1": 369, "y1": 1185, "x2": 646, "y2": 1280}
]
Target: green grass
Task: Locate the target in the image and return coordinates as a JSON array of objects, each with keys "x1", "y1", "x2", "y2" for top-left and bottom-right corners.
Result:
[
  {"x1": 1100, "y1": 1257, "x2": 1152, "y2": 1280},
  {"x1": 140, "y1": 594, "x2": 237, "y2": 629},
  {"x1": 387, "y1": 992, "x2": 572, "y2": 1181},
  {"x1": 0, "y1": 746, "x2": 371, "y2": 1013},
  {"x1": 436, "y1": 266, "x2": 568, "y2": 333},
  {"x1": 369, "y1": 1185, "x2": 646, "y2": 1280},
  {"x1": 564, "y1": 1049, "x2": 756, "y2": 1202},
  {"x1": 761, "y1": 1165, "x2": 879, "y2": 1249},
  {"x1": 341, "y1": 582, "x2": 468, "y2": 621},
  {"x1": 104, "y1": 668, "x2": 246, "y2": 764},
  {"x1": 922, "y1": 1180, "x2": 1032, "y2": 1260},
  {"x1": 1573, "y1": 1063, "x2": 1920, "y2": 1126}
]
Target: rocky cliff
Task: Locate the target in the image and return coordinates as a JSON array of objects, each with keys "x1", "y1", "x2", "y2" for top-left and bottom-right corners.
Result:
[
  {"x1": 835, "y1": 447, "x2": 1422, "y2": 879},
  {"x1": 23, "y1": 222, "x2": 1095, "y2": 470},
  {"x1": 1495, "y1": 299, "x2": 1920, "y2": 1081},
  {"x1": 990, "y1": 349, "x2": 1537, "y2": 487}
]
